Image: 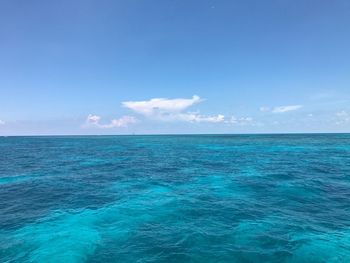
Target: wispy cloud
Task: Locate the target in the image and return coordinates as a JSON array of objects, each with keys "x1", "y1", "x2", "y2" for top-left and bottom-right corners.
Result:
[
  {"x1": 0, "y1": 120, "x2": 4, "y2": 125},
  {"x1": 336, "y1": 110, "x2": 348, "y2": 117},
  {"x1": 226, "y1": 116, "x2": 254, "y2": 125},
  {"x1": 259, "y1": 107, "x2": 270, "y2": 112},
  {"x1": 272, "y1": 105, "x2": 303, "y2": 113},
  {"x1": 335, "y1": 110, "x2": 350, "y2": 125},
  {"x1": 310, "y1": 91, "x2": 335, "y2": 100},
  {"x1": 176, "y1": 113, "x2": 225, "y2": 123},
  {"x1": 260, "y1": 105, "x2": 303, "y2": 113},
  {"x1": 123, "y1": 95, "x2": 225, "y2": 123},
  {"x1": 85, "y1": 114, "x2": 137, "y2": 128}
]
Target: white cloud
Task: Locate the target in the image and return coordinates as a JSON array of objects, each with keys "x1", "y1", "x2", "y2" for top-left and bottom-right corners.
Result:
[
  {"x1": 122, "y1": 95, "x2": 225, "y2": 123},
  {"x1": 109, "y1": 116, "x2": 137, "y2": 127},
  {"x1": 271, "y1": 105, "x2": 303, "y2": 113},
  {"x1": 336, "y1": 110, "x2": 348, "y2": 117},
  {"x1": 0, "y1": 120, "x2": 5, "y2": 125},
  {"x1": 86, "y1": 114, "x2": 137, "y2": 128},
  {"x1": 335, "y1": 110, "x2": 350, "y2": 125},
  {"x1": 86, "y1": 114, "x2": 101, "y2": 125},
  {"x1": 177, "y1": 113, "x2": 225, "y2": 123},
  {"x1": 226, "y1": 116, "x2": 254, "y2": 125},
  {"x1": 259, "y1": 107, "x2": 270, "y2": 112},
  {"x1": 259, "y1": 105, "x2": 303, "y2": 113},
  {"x1": 122, "y1": 95, "x2": 202, "y2": 116}
]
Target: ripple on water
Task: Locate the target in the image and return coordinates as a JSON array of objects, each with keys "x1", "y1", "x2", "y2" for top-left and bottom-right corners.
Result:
[{"x1": 0, "y1": 135, "x2": 349, "y2": 262}]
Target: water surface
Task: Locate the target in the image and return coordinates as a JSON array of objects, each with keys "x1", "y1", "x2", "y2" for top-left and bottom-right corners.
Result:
[{"x1": 0, "y1": 134, "x2": 349, "y2": 262}]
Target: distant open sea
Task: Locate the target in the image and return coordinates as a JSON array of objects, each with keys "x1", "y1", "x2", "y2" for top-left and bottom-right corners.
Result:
[{"x1": 0, "y1": 134, "x2": 349, "y2": 262}]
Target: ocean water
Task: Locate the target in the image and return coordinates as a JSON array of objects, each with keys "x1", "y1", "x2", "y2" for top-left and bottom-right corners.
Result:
[{"x1": 0, "y1": 134, "x2": 349, "y2": 263}]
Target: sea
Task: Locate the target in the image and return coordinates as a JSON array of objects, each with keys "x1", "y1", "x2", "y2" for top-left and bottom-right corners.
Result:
[{"x1": 0, "y1": 134, "x2": 349, "y2": 262}]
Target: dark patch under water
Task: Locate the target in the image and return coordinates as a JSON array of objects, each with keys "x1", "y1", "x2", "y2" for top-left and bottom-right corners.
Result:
[{"x1": 0, "y1": 134, "x2": 349, "y2": 262}]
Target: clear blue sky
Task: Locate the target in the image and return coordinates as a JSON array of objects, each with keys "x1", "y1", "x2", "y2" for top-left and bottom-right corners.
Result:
[{"x1": 0, "y1": 0, "x2": 349, "y2": 135}]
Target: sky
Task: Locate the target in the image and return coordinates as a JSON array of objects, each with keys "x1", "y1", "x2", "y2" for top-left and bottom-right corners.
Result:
[{"x1": 0, "y1": 0, "x2": 349, "y2": 135}]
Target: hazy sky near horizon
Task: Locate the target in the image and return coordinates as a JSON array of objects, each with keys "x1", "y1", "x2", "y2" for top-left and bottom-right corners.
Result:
[{"x1": 0, "y1": 0, "x2": 350, "y2": 135}]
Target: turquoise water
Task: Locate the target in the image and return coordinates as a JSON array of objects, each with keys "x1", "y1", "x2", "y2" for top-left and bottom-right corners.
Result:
[{"x1": 0, "y1": 134, "x2": 349, "y2": 262}]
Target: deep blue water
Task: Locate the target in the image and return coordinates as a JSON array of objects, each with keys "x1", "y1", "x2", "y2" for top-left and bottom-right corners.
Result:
[{"x1": 0, "y1": 134, "x2": 349, "y2": 262}]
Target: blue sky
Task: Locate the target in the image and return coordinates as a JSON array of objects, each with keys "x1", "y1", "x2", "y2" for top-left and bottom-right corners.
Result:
[{"x1": 0, "y1": 0, "x2": 349, "y2": 135}]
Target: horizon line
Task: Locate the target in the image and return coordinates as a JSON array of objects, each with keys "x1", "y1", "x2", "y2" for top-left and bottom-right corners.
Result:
[{"x1": 1, "y1": 132, "x2": 350, "y2": 137}]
